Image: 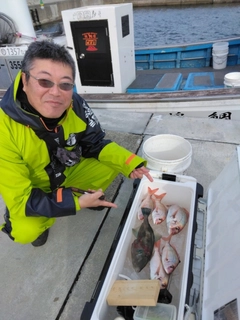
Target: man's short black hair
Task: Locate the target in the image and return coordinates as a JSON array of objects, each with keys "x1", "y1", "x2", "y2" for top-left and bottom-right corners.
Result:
[{"x1": 21, "y1": 41, "x2": 76, "y2": 80}]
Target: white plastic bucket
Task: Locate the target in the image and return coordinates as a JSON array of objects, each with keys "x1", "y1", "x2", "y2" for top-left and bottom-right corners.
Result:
[
  {"x1": 212, "y1": 52, "x2": 228, "y2": 70},
  {"x1": 212, "y1": 48, "x2": 228, "y2": 55},
  {"x1": 212, "y1": 42, "x2": 229, "y2": 69},
  {"x1": 212, "y1": 41, "x2": 229, "y2": 52},
  {"x1": 142, "y1": 134, "x2": 192, "y2": 174},
  {"x1": 224, "y1": 72, "x2": 240, "y2": 88}
]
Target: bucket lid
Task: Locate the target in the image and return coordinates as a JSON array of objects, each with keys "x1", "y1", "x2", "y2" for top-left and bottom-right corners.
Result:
[
  {"x1": 212, "y1": 48, "x2": 229, "y2": 53},
  {"x1": 212, "y1": 41, "x2": 229, "y2": 49},
  {"x1": 143, "y1": 134, "x2": 192, "y2": 162},
  {"x1": 142, "y1": 134, "x2": 192, "y2": 173},
  {"x1": 224, "y1": 72, "x2": 240, "y2": 81}
]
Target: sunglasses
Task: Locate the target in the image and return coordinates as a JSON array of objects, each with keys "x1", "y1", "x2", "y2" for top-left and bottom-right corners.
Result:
[{"x1": 27, "y1": 73, "x2": 74, "y2": 91}]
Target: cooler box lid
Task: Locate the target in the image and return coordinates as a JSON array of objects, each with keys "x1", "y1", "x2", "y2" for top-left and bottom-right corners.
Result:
[{"x1": 203, "y1": 145, "x2": 240, "y2": 319}]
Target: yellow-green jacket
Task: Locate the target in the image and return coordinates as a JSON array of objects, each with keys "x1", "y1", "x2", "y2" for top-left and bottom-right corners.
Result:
[{"x1": 0, "y1": 72, "x2": 146, "y2": 219}]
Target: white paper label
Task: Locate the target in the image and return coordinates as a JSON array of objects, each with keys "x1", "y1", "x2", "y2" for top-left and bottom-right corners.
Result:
[{"x1": 0, "y1": 46, "x2": 28, "y2": 57}]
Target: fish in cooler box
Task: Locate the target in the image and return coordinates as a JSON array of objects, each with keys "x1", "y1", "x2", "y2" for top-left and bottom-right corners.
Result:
[
  {"x1": 131, "y1": 207, "x2": 155, "y2": 273},
  {"x1": 166, "y1": 204, "x2": 189, "y2": 236},
  {"x1": 132, "y1": 190, "x2": 187, "y2": 278},
  {"x1": 149, "y1": 239, "x2": 169, "y2": 289},
  {"x1": 86, "y1": 173, "x2": 202, "y2": 320},
  {"x1": 161, "y1": 240, "x2": 181, "y2": 275},
  {"x1": 151, "y1": 192, "x2": 168, "y2": 225},
  {"x1": 137, "y1": 187, "x2": 159, "y2": 220}
]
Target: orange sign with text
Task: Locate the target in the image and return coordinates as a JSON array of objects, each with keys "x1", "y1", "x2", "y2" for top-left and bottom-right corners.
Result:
[{"x1": 82, "y1": 32, "x2": 98, "y2": 51}]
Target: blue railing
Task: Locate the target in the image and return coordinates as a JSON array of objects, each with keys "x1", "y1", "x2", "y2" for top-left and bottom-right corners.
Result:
[{"x1": 135, "y1": 38, "x2": 240, "y2": 70}]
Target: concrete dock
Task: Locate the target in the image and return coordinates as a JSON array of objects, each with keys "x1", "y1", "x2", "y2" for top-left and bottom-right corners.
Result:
[{"x1": 0, "y1": 109, "x2": 239, "y2": 320}]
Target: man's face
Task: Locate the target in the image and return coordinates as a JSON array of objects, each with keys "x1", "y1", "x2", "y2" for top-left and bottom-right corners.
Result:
[{"x1": 22, "y1": 59, "x2": 74, "y2": 119}]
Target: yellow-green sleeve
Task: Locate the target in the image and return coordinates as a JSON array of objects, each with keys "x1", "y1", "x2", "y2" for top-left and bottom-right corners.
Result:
[{"x1": 98, "y1": 142, "x2": 147, "y2": 177}]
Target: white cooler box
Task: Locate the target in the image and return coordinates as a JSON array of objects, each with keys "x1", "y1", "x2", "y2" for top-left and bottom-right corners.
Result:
[{"x1": 81, "y1": 146, "x2": 240, "y2": 320}]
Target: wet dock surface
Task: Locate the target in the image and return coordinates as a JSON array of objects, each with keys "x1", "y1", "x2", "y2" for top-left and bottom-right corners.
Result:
[{"x1": 0, "y1": 110, "x2": 240, "y2": 320}]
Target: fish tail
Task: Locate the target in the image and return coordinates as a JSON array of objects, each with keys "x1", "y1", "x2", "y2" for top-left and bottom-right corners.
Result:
[
  {"x1": 154, "y1": 238, "x2": 161, "y2": 249},
  {"x1": 162, "y1": 235, "x2": 172, "y2": 242},
  {"x1": 141, "y1": 207, "x2": 152, "y2": 217},
  {"x1": 155, "y1": 192, "x2": 167, "y2": 201},
  {"x1": 148, "y1": 187, "x2": 159, "y2": 195}
]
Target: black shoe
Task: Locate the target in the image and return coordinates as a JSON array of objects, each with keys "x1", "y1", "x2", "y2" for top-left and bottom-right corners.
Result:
[
  {"x1": 2, "y1": 209, "x2": 14, "y2": 241},
  {"x1": 31, "y1": 229, "x2": 49, "y2": 247}
]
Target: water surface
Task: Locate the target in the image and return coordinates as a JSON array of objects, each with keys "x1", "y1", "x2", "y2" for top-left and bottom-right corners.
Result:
[{"x1": 133, "y1": 4, "x2": 240, "y2": 47}]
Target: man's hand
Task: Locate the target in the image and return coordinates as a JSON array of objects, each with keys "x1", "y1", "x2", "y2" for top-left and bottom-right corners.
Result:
[
  {"x1": 130, "y1": 166, "x2": 153, "y2": 182},
  {"x1": 78, "y1": 189, "x2": 117, "y2": 209}
]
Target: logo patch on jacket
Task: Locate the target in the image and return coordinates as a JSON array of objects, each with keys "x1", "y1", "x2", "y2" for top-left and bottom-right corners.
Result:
[
  {"x1": 83, "y1": 101, "x2": 99, "y2": 128},
  {"x1": 66, "y1": 133, "x2": 77, "y2": 146}
]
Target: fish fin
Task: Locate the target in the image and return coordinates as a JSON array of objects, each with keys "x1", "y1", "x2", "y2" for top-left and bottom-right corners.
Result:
[
  {"x1": 148, "y1": 187, "x2": 159, "y2": 195},
  {"x1": 132, "y1": 227, "x2": 139, "y2": 238},
  {"x1": 172, "y1": 209, "x2": 178, "y2": 218},
  {"x1": 141, "y1": 207, "x2": 152, "y2": 217},
  {"x1": 155, "y1": 192, "x2": 167, "y2": 201},
  {"x1": 154, "y1": 238, "x2": 161, "y2": 248},
  {"x1": 156, "y1": 264, "x2": 161, "y2": 275}
]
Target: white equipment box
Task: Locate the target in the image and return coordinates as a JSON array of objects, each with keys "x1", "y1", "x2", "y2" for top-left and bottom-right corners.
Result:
[{"x1": 62, "y1": 4, "x2": 136, "y2": 94}]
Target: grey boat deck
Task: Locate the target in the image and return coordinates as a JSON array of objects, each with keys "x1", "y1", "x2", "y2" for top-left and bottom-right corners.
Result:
[
  {"x1": 128, "y1": 65, "x2": 240, "y2": 93},
  {"x1": 78, "y1": 65, "x2": 240, "y2": 102},
  {"x1": 1, "y1": 65, "x2": 240, "y2": 101},
  {"x1": 0, "y1": 110, "x2": 240, "y2": 320}
]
